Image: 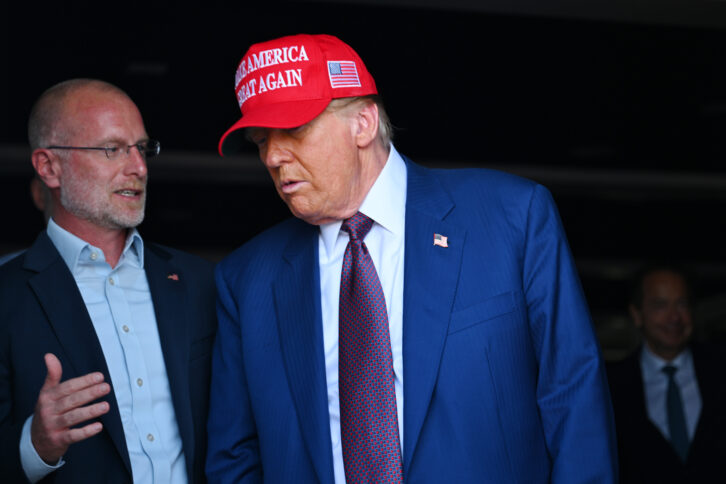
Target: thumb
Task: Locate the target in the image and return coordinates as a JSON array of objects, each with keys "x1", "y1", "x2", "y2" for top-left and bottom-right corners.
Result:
[{"x1": 42, "y1": 353, "x2": 62, "y2": 388}]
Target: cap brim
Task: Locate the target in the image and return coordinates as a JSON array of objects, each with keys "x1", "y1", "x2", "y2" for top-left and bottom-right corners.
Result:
[{"x1": 218, "y1": 98, "x2": 331, "y2": 156}]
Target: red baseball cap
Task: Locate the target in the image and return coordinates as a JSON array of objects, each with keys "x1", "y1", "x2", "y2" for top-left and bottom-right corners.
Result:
[{"x1": 218, "y1": 34, "x2": 378, "y2": 156}]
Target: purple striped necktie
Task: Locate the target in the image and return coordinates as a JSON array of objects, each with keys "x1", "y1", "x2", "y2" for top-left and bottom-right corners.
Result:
[{"x1": 339, "y1": 211, "x2": 403, "y2": 484}]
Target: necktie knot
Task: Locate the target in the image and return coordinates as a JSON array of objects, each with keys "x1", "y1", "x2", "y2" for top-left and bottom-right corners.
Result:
[
  {"x1": 342, "y1": 212, "x2": 374, "y2": 241},
  {"x1": 662, "y1": 365, "x2": 678, "y2": 378}
]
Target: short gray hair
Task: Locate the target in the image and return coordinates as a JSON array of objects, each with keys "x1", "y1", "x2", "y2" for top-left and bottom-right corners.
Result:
[{"x1": 28, "y1": 79, "x2": 130, "y2": 150}]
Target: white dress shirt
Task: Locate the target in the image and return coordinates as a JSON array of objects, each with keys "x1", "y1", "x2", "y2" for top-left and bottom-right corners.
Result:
[
  {"x1": 640, "y1": 344, "x2": 702, "y2": 442},
  {"x1": 318, "y1": 145, "x2": 407, "y2": 484},
  {"x1": 20, "y1": 219, "x2": 187, "y2": 483}
]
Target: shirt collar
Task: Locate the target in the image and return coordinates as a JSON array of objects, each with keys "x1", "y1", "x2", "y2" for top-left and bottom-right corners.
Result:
[
  {"x1": 46, "y1": 218, "x2": 145, "y2": 273},
  {"x1": 319, "y1": 144, "x2": 407, "y2": 257},
  {"x1": 640, "y1": 343, "x2": 693, "y2": 376}
]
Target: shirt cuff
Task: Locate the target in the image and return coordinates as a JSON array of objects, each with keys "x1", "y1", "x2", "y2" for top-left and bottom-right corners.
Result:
[{"x1": 20, "y1": 415, "x2": 64, "y2": 483}]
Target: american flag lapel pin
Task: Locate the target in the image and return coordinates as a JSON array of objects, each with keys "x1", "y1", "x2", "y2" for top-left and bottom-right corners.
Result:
[
  {"x1": 433, "y1": 233, "x2": 448, "y2": 248},
  {"x1": 167, "y1": 273, "x2": 179, "y2": 281}
]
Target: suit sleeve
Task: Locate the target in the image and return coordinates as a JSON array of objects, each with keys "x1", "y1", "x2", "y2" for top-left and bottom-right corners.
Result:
[
  {"x1": 522, "y1": 185, "x2": 618, "y2": 483},
  {"x1": 0, "y1": 352, "x2": 31, "y2": 484},
  {"x1": 205, "y1": 266, "x2": 262, "y2": 484}
]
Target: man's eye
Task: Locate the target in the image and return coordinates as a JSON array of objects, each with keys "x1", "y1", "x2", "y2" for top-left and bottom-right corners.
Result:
[
  {"x1": 286, "y1": 125, "x2": 305, "y2": 135},
  {"x1": 246, "y1": 129, "x2": 266, "y2": 146},
  {"x1": 105, "y1": 145, "x2": 120, "y2": 153}
]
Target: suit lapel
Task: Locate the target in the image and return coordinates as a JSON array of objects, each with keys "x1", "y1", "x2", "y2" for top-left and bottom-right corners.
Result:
[
  {"x1": 690, "y1": 344, "x2": 717, "y2": 451},
  {"x1": 401, "y1": 161, "x2": 466, "y2": 474},
  {"x1": 24, "y1": 232, "x2": 132, "y2": 477},
  {"x1": 273, "y1": 221, "x2": 335, "y2": 484},
  {"x1": 144, "y1": 245, "x2": 196, "y2": 479}
]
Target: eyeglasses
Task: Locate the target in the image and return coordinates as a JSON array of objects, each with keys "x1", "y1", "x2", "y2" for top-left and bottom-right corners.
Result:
[{"x1": 45, "y1": 139, "x2": 161, "y2": 160}]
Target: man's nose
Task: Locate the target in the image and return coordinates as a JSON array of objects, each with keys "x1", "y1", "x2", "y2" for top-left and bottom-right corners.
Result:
[
  {"x1": 123, "y1": 144, "x2": 148, "y2": 178},
  {"x1": 261, "y1": 131, "x2": 292, "y2": 169}
]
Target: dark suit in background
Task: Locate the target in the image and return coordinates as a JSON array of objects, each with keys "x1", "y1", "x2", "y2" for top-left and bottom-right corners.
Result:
[
  {"x1": 607, "y1": 343, "x2": 726, "y2": 483},
  {"x1": 607, "y1": 264, "x2": 726, "y2": 483}
]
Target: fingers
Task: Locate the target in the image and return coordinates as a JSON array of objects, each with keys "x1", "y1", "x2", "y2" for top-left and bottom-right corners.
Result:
[
  {"x1": 32, "y1": 354, "x2": 111, "y2": 463},
  {"x1": 56, "y1": 401, "x2": 110, "y2": 434},
  {"x1": 55, "y1": 388, "x2": 111, "y2": 426},
  {"x1": 55, "y1": 378, "x2": 110, "y2": 410},
  {"x1": 42, "y1": 353, "x2": 62, "y2": 388},
  {"x1": 66, "y1": 421, "x2": 104, "y2": 444},
  {"x1": 41, "y1": 353, "x2": 106, "y2": 399}
]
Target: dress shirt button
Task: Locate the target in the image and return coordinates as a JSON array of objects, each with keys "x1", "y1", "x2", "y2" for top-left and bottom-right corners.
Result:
[
  {"x1": 122, "y1": 325, "x2": 130, "y2": 333},
  {"x1": 109, "y1": 277, "x2": 115, "y2": 285},
  {"x1": 147, "y1": 433, "x2": 154, "y2": 442},
  {"x1": 137, "y1": 378, "x2": 143, "y2": 387},
  {"x1": 90, "y1": 252, "x2": 98, "y2": 261}
]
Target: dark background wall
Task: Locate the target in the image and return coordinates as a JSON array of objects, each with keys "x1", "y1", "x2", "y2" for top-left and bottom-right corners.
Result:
[{"x1": 2, "y1": 0, "x2": 726, "y2": 358}]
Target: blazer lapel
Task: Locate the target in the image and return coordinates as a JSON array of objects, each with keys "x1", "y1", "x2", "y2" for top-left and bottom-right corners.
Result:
[
  {"x1": 401, "y1": 161, "x2": 466, "y2": 475},
  {"x1": 691, "y1": 344, "x2": 717, "y2": 450},
  {"x1": 273, "y1": 221, "x2": 335, "y2": 484},
  {"x1": 144, "y1": 245, "x2": 196, "y2": 479},
  {"x1": 24, "y1": 232, "x2": 132, "y2": 477}
]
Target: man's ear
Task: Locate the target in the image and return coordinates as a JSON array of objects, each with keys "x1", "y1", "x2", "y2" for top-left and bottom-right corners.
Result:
[
  {"x1": 354, "y1": 102, "x2": 380, "y2": 149},
  {"x1": 31, "y1": 149, "x2": 61, "y2": 189},
  {"x1": 628, "y1": 304, "x2": 643, "y2": 329}
]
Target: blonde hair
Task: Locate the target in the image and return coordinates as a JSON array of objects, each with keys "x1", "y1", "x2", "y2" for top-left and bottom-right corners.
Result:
[{"x1": 327, "y1": 95, "x2": 393, "y2": 146}]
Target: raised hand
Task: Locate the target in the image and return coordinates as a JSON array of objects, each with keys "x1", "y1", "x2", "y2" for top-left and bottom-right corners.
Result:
[{"x1": 30, "y1": 353, "x2": 111, "y2": 464}]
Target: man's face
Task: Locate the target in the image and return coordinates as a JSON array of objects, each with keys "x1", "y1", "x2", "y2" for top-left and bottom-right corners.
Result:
[
  {"x1": 55, "y1": 89, "x2": 149, "y2": 230},
  {"x1": 249, "y1": 104, "x2": 368, "y2": 225},
  {"x1": 630, "y1": 270, "x2": 693, "y2": 360}
]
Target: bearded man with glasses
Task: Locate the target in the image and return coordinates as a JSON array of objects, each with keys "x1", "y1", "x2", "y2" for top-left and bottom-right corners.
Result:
[{"x1": 0, "y1": 79, "x2": 216, "y2": 484}]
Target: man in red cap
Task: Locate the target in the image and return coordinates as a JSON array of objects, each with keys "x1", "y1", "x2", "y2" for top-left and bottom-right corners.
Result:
[{"x1": 207, "y1": 34, "x2": 616, "y2": 483}]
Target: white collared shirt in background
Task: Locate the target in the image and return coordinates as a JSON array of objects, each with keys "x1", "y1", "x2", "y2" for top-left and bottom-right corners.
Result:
[{"x1": 640, "y1": 344, "x2": 702, "y2": 443}]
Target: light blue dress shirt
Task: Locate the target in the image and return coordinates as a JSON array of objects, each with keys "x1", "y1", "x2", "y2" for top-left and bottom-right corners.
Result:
[
  {"x1": 20, "y1": 219, "x2": 187, "y2": 483},
  {"x1": 640, "y1": 344, "x2": 702, "y2": 442}
]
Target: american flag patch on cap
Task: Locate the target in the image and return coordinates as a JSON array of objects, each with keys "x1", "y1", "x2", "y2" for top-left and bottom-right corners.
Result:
[{"x1": 327, "y1": 61, "x2": 361, "y2": 88}]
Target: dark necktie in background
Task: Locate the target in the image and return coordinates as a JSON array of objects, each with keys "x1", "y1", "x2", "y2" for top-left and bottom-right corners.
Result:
[
  {"x1": 662, "y1": 365, "x2": 689, "y2": 461},
  {"x1": 339, "y1": 212, "x2": 403, "y2": 484}
]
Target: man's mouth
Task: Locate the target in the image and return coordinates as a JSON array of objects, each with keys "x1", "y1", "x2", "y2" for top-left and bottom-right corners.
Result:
[
  {"x1": 280, "y1": 180, "x2": 303, "y2": 194},
  {"x1": 115, "y1": 188, "x2": 143, "y2": 197}
]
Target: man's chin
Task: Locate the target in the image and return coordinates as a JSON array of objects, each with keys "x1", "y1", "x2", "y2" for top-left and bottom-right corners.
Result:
[{"x1": 103, "y1": 209, "x2": 145, "y2": 230}]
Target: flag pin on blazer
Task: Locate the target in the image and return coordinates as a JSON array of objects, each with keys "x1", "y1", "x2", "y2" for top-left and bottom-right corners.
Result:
[
  {"x1": 433, "y1": 233, "x2": 448, "y2": 248},
  {"x1": 167, "y1": 273, "x2": 179, "y2": 281}
]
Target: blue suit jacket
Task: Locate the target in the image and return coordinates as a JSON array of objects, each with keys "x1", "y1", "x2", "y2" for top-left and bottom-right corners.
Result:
[
  {"x1": 207, "y1": 159, "x2": 617, "y2": 483},
  {"x1": 0, "y1": 231, "x2": 217, "y2": 483}
]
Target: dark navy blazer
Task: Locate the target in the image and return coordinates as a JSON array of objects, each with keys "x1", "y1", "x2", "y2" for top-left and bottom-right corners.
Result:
[{"x1": 0, "y1": 232, "x2": 217, "y2": 483}]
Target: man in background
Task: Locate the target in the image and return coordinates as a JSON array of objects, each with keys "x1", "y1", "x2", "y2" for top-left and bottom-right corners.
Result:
[
  {"x1": 0, "y1": 79, "x2": 216, "y2": 483},
  {"x1": 608, "y1": 264, "x2": 726, "y2": 483},
  {"x1": 206, "y1": 34, "x2": 616, "y2": 483}
]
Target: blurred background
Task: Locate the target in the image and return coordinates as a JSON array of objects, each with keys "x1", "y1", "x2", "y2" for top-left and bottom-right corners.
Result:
[{"x1": 2, "y1": 0, "x2": 726, "y2": 359}]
